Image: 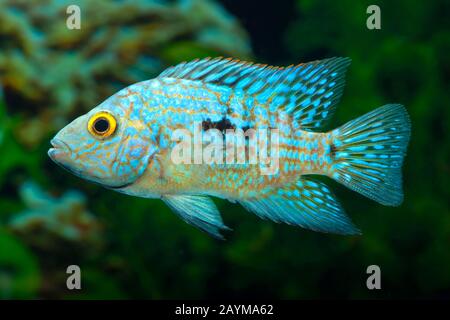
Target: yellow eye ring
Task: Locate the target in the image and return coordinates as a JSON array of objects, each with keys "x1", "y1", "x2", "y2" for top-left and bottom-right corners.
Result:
[{"x1": 87, "y1": 111, "x2": 117, "y2": 139}]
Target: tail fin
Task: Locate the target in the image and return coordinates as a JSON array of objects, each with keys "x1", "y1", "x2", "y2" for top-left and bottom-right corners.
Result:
[{"x1": 329, "y1": 104, "x2": 411, "y2": 206}]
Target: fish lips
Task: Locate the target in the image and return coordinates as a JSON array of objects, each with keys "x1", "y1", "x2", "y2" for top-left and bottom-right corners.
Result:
[
  {"x1": 48, "y1": 138, "x2": 71, "y2": 161},
  {"x1": 48, "y1": 138, "x2": 80, "y2": 176}
]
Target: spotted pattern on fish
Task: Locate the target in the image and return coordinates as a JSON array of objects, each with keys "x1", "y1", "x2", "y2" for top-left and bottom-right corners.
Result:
[{"x1": 49, "y1": 57, "x2": 411, "y2": 239}]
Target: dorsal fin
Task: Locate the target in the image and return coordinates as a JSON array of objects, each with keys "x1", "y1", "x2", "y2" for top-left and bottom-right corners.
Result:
[{"x1": 158, "y1": 57, "x2": 351, "y2": 130}]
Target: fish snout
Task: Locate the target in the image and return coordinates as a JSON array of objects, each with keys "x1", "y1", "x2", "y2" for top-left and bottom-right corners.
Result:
[{"x1": 48, "y1": 138, "x2": 72, "y2": 161}]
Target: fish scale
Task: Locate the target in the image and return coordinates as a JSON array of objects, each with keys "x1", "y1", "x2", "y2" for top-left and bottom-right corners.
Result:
[{"x1": 114, "y1": 79, "x2": 341, "y2": 201}]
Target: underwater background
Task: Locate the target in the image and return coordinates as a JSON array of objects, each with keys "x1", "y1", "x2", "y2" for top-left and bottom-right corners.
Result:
[{"x1": 0, "y1": 0, "x2": 449, "y2": 299}]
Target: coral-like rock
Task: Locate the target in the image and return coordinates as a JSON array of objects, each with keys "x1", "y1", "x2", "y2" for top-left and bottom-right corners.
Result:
[
  {"x1": 9, "y1": 181, "x2": 103, "y2": 251},
  {"x1": 0, "y1": 0, "x2": 251, "y2": 147}
]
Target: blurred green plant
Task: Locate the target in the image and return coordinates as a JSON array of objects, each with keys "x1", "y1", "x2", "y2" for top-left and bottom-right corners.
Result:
[{"x1": 0, "y1": 228, "x2": 40, "y2": 299}]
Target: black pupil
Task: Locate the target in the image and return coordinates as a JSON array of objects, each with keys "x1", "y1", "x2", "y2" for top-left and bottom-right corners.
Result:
[{"x1": 94, "y1": 118, "x2": 109, "y2": 133}]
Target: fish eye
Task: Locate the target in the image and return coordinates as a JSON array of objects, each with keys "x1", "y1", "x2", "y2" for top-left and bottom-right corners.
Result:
[{"x1": 88, "y1": 111, "x2": 117, "y2": 139}]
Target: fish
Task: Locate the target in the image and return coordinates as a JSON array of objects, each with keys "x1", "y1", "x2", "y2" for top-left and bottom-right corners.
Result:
[{"x1": 48, "y1": 57, "x2": 411, "y2": 239}]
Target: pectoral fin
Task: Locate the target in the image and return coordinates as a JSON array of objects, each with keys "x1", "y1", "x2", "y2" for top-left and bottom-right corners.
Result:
[{"x1": 162, "y1": 194, "x2": 231, "y2": 239}]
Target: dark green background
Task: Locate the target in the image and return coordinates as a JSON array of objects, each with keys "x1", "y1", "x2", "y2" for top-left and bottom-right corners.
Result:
[{"x1": 0, "y1": 0, "x2": 449, "y2": 299}]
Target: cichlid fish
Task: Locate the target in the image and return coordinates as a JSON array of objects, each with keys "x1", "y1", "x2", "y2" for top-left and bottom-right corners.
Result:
[{"x1": 48, "y1": 57, "x2": 411, "y2": 239}]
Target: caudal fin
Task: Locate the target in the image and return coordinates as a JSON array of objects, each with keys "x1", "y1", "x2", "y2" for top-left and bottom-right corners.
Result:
[{"x1": 329, "y1": 104, "x2": 411, "y2": 206}]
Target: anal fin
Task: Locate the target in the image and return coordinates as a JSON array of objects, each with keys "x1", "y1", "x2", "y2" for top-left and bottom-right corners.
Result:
[{"x1": 239, "y1": 177, "x2": 360, "y2": 235}]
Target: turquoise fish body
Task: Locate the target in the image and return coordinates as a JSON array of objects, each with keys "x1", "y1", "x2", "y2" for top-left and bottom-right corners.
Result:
[{"x1": 49, "y1": 57, "x2": 411, "y2": 238}]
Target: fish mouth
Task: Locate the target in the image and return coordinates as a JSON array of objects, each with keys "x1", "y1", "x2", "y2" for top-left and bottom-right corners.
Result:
[
  {"x1": 107, "y1": 181, "x2": 134, "y2": 190},
  {"x1": 48, "y1": 138, "x2": 71, "y2": 160}
]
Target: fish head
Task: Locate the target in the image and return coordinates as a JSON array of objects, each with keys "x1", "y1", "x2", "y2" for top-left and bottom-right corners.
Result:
[{"x1": 48, "y1": 92, "x2": 156, "y2": 188}]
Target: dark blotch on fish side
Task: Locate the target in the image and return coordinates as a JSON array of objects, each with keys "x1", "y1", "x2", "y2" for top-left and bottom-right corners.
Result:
[
  {"x1": 202, "y1": 117, "x2": 236, "y2": 132},
  {"x1": 330, "y1": 143, "x2": 337, "y2": 159}
]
